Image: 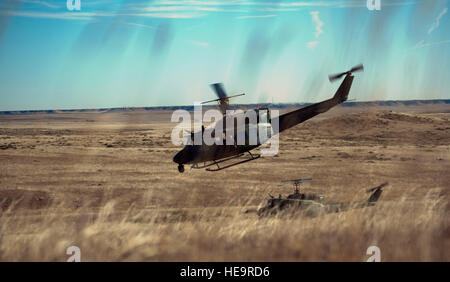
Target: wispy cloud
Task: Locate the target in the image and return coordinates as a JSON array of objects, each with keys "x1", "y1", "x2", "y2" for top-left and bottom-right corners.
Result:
[
  {"x1": 153, "y1": 1, "x2": 415, "y2": 9},
  {"x1": 428, "y1": 7, "x2": 447, "y2": 34},
  {"x1": 307, "y1": 11, "x2": 323, "y2": 49},
  {"x1": 122, "y1": 21, "x2": 154, "y2": 29},
  {"x1": 135, "y1": 5, "x2": 245, "y2": 13},
  {"x1": 414, "y1": 7, "x2": 448, "y2": 49},
  {"x1": 307, "y1": 40, "x2": 319, "y2": 49},
  {"x1": 1, "y1": 10, "x2": 204, "y2": 20},
  {"x1": 1, "y1": 10, "x2": 96, "y2": 20},
  {"x1": 310, "y1": 11, "x2": 323, "y2": 38},
  {"x1": 132, "y1": 12, "x2": 203, "y2": 18},
  {"x1": 21, "y1": 0, "x2": 60, "y2": 9},
  {"x1": 138, "y1": 6, "x2": 188, "y2": 12},
  {"x1": 236, "y1": 14, "x2": 276, "y2": 19},
  {"x1": 3, "y1": 0, "x2": 417, "y2": 21},
  {"x1": 413, "y1": 39, "x2": 450, "y2": 49},
  {"x1": 414, "y1": 40, "x2": 425, "y2": 48}
]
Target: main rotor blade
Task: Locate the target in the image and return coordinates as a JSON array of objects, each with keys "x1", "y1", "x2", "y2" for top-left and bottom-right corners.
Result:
[
  {"x1": 201, "y1": 97, "x2": 223, "y2": 104},
  {"x1": 329, "y1": 64, "x2": 364, "y2": 82},
  {"x1": 366, "y1": 182, "x2": 388, "y2": 193},
  {"x1": 287, "y1": 178, "x2": 312, "y2": 183},
  {"x1": 350, "y1": 64, "x2": 364, "y2": 73},
  {"x1": 200, "y1": 93, "x2": 245, "y2": 104},
  {"x1": 210, "y1": 83, "x2": 227, "y2": 99},
  {"x1": 328, "y1": 72, "x2": 347, "y2": 82}
]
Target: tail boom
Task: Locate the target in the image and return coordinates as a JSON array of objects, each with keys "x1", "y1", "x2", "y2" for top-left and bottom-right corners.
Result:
[{"x1": 273, "y1": 74, "x2": 354, "y2": 134}]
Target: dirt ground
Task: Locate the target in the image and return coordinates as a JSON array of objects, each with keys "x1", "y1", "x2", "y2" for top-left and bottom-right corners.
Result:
[{"x1": 0, "y1": 103, "x2": 449, "y2": 261}]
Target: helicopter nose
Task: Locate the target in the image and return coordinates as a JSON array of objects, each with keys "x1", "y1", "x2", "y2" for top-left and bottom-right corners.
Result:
[
  {"x1": 173, "y1": 148, "x2": 187, "y2": 164},
  {"x1": 173, "y1": 150, "x2": 182, "y2": 164}
]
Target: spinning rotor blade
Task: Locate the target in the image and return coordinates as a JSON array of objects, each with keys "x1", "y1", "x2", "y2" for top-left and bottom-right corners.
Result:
[
  {"x1": 210, "y1": 83, "x2": 227, "y2": 99},
  {"x1": 287, "y1": 177, "x2": 312, "y2": 183},
  {"x1": 329, "y1": 64, "x2": 364, "y2": 82},
  {"x1": 328, "y1": 72, "x2": 348, "y2": 82},
  {"x1": 366, "y1": 182, "x2": 388, "y2": 193},
  {"x1": 201, "y1": 83, "x2": 245, "y2": 114},
  {"x1": 350, "y1": 64, "x2": 364, "y2": 73},
  {"x1": 201, "y1": 93, "x2": 245, "y2": 104}
]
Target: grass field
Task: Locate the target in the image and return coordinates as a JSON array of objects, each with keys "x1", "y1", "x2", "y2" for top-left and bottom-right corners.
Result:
[{"x1": 0, "y1": 104, "x2": 449, "y2": 261}]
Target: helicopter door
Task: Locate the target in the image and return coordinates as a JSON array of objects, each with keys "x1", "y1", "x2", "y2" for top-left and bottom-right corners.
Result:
[
  {"x1": 257, "y1": 108, "x2": 272, "y2": 145},
  {"x1": 259, "y1": 108, "x2": 271, "y2": 123}
]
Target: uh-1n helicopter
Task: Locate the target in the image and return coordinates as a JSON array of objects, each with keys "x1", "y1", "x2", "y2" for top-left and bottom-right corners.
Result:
[
  {"x1": 251, "y1": 178, "x2": 387, "y2": 217},
  {"x1": 173, "y1": 64, "x2": 364, "y2": 173}
]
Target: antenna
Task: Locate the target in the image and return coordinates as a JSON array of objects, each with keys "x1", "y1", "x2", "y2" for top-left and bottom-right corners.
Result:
[{"x1": 285, "y1": 178, "x2": 312, "y2": 193}]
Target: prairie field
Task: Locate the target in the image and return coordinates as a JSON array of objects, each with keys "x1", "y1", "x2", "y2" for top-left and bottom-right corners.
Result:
[{"x1": 0, "y1": 103, "x2": 449, "y2": 261}]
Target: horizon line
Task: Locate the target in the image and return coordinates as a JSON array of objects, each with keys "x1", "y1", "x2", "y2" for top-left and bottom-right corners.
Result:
[{"x1": 0, "y1": 98, "x2": 449, "y2": 114}]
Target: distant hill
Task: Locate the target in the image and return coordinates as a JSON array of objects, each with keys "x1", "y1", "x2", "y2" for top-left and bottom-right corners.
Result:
[{"x1": 1, "y1": 99, "x2": 449, "y2": 115}]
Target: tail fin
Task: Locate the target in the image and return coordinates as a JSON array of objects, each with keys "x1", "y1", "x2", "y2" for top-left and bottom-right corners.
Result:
[
  {"x1": 366, "y1": 182, "x2": 388, "y2": 204},
  {"x1": 273, "y1": 71, "x2": 357, "y2": 134},
  {"x1": 332, "y1": 74, "x2": 354, "y2": 104},
  {"x1": 367, "y1": 188, "x2": 383, "y2": 204}
]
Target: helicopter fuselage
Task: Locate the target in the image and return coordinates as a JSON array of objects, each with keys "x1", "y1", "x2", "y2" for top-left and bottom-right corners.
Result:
[
  {"x1": 173, "y1": 71, "x2": 357, "y2": 172},
  {"x1": 173, "y1": 111, "x2": 272, "y2": 172}
]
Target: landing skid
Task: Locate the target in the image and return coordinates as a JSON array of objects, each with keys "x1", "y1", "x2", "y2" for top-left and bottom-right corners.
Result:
[
  {"x1": 191, "y1": 154, "x2": 244, "y2": 169},
  {"x1": 190, "y1": 152, "x2": 261, "y2": 172}
]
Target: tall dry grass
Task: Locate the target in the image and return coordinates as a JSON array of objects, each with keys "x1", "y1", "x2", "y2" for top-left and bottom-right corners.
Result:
[
  {"x1": 0, "y1": 110, "x2": 448, "y2": 261},
  {"x1": 0, "y1": 186, "x2": 447, "y2": 261}
]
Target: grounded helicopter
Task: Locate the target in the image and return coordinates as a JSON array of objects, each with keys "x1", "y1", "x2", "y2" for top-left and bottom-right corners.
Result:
[
  {"x1": 173, "y1": 64, "x2": 364, "y2": 173},
  {"x1": 248, "y1": 179, "x2": 387, "y2": 218}
]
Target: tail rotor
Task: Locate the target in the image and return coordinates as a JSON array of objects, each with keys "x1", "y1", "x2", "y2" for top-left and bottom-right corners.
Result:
[{"x1": 329, "y1": 64, "x2": 364, "y2": 82}]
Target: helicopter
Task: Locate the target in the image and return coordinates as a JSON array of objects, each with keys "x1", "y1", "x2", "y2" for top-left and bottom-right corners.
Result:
[
  {"x1": 252, "y1": 179, "x2": 387, "y2": 217},
  {"x1": 173, "y1": 64, "x2": 364, "y2": 173}
]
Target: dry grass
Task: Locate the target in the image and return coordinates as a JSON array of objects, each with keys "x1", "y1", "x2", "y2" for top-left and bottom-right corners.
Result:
[
  {"x1": 0, "y1": 107, "x2": 449, "y2": 261},
  {"x1": 0, "y1": 195, "x2": 447, "y2": 261}
]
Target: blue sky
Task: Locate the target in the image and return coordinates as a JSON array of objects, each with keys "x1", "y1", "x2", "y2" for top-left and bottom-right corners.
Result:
[{"x1": 0, "y1": 0, "x2": 449, "y2": 111}]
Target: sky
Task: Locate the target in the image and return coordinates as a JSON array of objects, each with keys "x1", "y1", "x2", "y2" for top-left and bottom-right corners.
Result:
[{"x1": 0, "y1": 0, "x2": 449, "y2": 111}]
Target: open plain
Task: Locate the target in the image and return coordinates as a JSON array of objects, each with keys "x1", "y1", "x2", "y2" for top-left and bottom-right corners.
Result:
[{"x1": 0, "y1": 102, "x2": 449, "y2": 261}]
